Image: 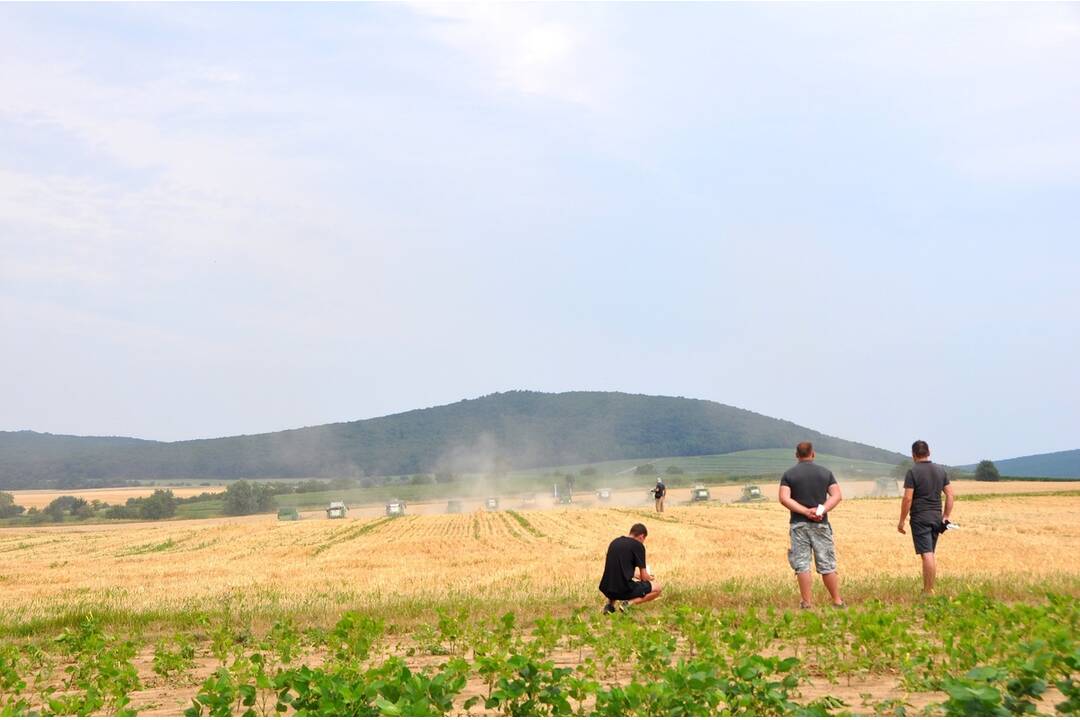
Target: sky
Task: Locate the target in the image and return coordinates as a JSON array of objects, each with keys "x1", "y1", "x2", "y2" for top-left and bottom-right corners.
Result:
[{"x1": 1, "y1": 3, "x2": 1078, "y2": 465}]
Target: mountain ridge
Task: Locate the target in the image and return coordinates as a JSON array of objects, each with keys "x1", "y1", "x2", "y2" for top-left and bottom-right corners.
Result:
[
  {"x1": 961, "y1": 448, "x2": 1080, "y2": 479},
  {"x1": 0, "y1": 390, "x2": 907, "y2": 489}
]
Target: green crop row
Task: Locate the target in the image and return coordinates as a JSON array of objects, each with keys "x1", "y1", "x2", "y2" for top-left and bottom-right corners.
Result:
[{"x1": 0, "y1": 593, "x2": 1076, "y2": 716}]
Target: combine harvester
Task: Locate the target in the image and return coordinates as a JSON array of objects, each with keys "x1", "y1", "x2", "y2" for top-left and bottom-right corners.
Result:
[
  {"x1": 690, "y1": 485, "x2": 711, "y2": 502},
  {"x1": 736, "y1": 485, "x2": 766, "y2": 503},
  {"x1": 385, "y1": 499, "x2": 406, "y2": 517},
  {"x1": 485, "y1": 497, "x2": 499, "y2": 511},
  {"x1": 326, "y1": 501, "x2": 348, "y2": 519},
  {"x1": 596, "y1": 488, "x2": 612, "y2": 502}
]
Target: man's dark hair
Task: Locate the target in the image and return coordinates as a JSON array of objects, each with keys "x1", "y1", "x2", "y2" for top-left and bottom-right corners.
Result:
[
  {"x1": 629, "y1": 523, "x2": 648, "y2": 538},
  {"x1": 912, "y1": 440, "x2": 930, "y2": 458},
  {"x1": 796, "y1": 441, "x2": 814, "y2": 459}
]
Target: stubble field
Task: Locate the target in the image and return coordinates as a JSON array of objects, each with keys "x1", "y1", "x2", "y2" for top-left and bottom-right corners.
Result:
[{"x1": 0, "y1": 481, "x2": 1077, "y2": 716}]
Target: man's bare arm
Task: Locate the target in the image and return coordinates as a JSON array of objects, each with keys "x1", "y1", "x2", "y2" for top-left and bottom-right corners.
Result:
[
  {"x1": 779, "y1": 485, "x2": 816, "y2": 520},
  {"x1": 897, "y1": 488, "x2": 914, "y2": 533},
  {"x1": 943, "y1": 484, "x2": 955, "y2": 522},
  {"x1": 823, "y1": 483, "x2": 842, "y2": 513}
]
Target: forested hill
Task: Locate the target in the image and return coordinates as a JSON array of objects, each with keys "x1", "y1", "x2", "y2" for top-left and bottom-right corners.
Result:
[
  {"x1": 962, "y1": 449, "x2": 1080, "y2": 479},
  {"x1": 1, "y1": 391, "x2": 906, "y2": 489}
]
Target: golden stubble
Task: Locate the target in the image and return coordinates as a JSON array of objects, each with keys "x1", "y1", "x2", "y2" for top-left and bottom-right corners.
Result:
[{"x1": 0, "y1": 481, "x2": 1077, "y2": 625}]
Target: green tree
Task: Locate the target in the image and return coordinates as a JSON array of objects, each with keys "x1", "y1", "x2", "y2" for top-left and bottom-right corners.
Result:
[
  {"x1": 0, "y1": 492, "x2": 25, "y2": 519},
  {"x1": 665, "y1": 465, "x2": 685, "y2": 475},
  {"x1": 580, "y1": 467, "x2": 598, "y2": 477},
  {"x1": 635, "y1": 464, "x2": 657, "y2": 476},
  {"x1": 891, "y1": 459, "x2": 914, "y2": 479},
  {"x1": 223, "y1": 481, "x2": 275, "y2": 516},
  {"x1": 140, "y1": 489, "x2": 178, "y2": 520},
  {"x1": 974, "y1": 459, "x2": 1001, "y2": 482},
  {"x1": 44, "y1": 495, "x2": 87, "y2": 522}
]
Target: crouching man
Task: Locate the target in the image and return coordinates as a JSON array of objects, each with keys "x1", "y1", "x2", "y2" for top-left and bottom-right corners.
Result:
[{"x1": 599, "y1": 523, "x2": 662, "y2": 613}]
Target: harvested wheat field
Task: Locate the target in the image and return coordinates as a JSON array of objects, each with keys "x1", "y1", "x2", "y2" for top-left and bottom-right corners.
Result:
[
  {"x1": 9, "y1": 485, "x2": 226, "y2": 510},
  {"x1": 1, "y1": 481, "x2": 1077, "y2": 627},
  {"x1": 0, "y1": 482, "x2": 1078, "y2": 716}
]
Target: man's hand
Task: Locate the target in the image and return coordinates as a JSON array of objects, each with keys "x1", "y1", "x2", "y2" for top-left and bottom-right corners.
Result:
[
  {"x1": 897, "y1": 521, "x2": 906, "y2": 534},
  {"x1": 804, "y1": 507, "x2": 822, "y2": 522}
]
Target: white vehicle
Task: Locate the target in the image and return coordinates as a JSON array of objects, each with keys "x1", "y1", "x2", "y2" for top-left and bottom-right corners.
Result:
[
  {"x1": 485, "y1": 496, "x2": 499, "y2": 511},
  {"x1": 326, "y1": 501, "x2": 348, "y2": 519},
  {"x1": 385, "y1": 499, "x2": 406, "y2": 517},
  {"x1": 596, "y1": 488, "x2": 612, "y2": 502}
]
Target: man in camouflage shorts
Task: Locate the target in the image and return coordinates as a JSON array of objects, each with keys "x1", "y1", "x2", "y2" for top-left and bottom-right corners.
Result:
[{"x1": 779, "y1": 442, "x2": 845, "y2": 609}]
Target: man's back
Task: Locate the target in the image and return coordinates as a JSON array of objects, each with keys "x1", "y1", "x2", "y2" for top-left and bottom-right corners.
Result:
[
  {"x1": 904, "y1": 462, "x2": 949, "y2": 523},
  {"x1": 599, "y1": 536, "x2": 645, "y2": 597},
  {"x1": 779, "y1": 462, "x2": 837, "y2": 523}
]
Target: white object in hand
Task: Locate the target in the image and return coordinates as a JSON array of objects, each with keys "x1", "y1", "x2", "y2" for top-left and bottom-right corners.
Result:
[{"x1": 815, "y1": 504, "x2": 825, "y2": 516}]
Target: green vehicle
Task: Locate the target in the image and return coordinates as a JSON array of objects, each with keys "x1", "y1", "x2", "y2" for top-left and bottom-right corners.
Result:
[
  {"x1": 690, "y1": 485, "x2": 711, "y2": 502},
  {"x1": 277, "y1": 507, "x2": 300, "y2": 521},
  {"x1": 446, "y1": 499, "x2": 463, "y2": 513},
  {"x1": 737, "y1": 485, "x2": 765, "y2": 503}
]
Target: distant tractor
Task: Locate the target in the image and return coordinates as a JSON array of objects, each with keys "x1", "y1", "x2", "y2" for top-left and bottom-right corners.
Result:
[
  {"x1": 385, "y1": 499, "x2": 406, "y2": 517},
  {"x1": 446, "y1": 499, "x2": 463, "y2": 513},
  {"x1": 872, "y1": 477, "x2": 901, "y2": 497},
  {"x1": 737, "y1": 485, "x2": 765, "y2": 503},
  {"x1": 326, "y1": 501, "x2": 348, "y2": 519},
  {"x1": 596, "y1": 488, "x2": 612, "y2": 502},
  {"x1": 690, "y1": 485, "x2": 711, "y2": 502},
  {"x1": 277, "y1": 507, "x2": 300, "y2": 521},
  {"x1": 485, "y1": 497, "x2": 499, "y2": 511}
]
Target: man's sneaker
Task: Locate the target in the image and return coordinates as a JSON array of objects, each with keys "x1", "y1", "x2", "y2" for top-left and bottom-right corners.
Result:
[
  {"x1": 603, "y1": 602, "x2": 616, "y2": 614},
  {"x1": 799, "y1": 601, "x2": 812, "y2": 610}
]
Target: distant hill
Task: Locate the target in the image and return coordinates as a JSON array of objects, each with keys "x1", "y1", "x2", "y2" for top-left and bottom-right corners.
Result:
[
  {"x1": 961, "y1": 449, "x2": 1080, "y2": 479},
  {"x1": 0, "y1": 391, "x2": 906, "y2": 489}
]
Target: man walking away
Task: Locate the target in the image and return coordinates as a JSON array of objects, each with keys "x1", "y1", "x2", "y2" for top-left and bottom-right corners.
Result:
[
  {"x1": 778, "y1": 442, "x2": 845, "y2": 609},
  {"x1": 599, "y1": 523, "x2": 662, "y2": 613},
  {"x1": 653, "y1": 478, "x2": 666, "y2": 512},
  {"x1": 898, "y1": 440, "x2": 956, "y2": 595}
]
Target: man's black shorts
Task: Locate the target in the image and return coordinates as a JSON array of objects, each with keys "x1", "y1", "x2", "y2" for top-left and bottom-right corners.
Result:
[
  {"x1": 604, "y1": 580, "x2": 652, "y2": 602},
  {"x1": 911, "y1": 520, "x2": 940, "y2": 555}
]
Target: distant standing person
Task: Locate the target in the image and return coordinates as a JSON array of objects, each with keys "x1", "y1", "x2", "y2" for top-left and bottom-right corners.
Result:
[
  {"x1": 598, "y1": 523, "x2": 662, "y2": 613},
  {"x1": 653, "y1": 477, "x2": 667, "y2": 512},
  {"x1": 898, "y1": 440, "x2": 956, "y2": 595},
  {"x1": 778, "y1": 442, "x2": 845, "y2": 609}
]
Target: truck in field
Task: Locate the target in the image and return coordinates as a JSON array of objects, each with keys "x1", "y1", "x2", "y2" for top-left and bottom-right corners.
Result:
[
  {"x1": 326, "y1": 501, "x2": 348, "y2": 519},
  {"x1": 385, "y1": 499, "x2": 406, "y2": 517}
]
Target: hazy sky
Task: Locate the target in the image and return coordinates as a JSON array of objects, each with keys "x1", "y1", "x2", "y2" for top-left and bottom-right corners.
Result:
[{"x1": 2, "y1": 3, "x2": 1078, "y2": 465}]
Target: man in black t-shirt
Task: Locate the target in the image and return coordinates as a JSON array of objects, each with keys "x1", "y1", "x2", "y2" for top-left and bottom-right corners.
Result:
[
  {"x1": 598, "y1": 523, "x2": 662, "y2": 613},
  {"x1": 778, "y1": 442, "x2": 845, "y2": 609},
  {"x1": 653, "y1": 478, "x2": 666, "y2": 512},
  {"x1": 898, "y1": 439, "x2": 956, "y2": 594}
]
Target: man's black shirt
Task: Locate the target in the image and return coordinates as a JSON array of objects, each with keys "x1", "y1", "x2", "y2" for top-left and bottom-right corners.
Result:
[
  {"x1": 599, "y1": 536, "x2": 646, "y2": 598},
  {"x1": 904, "y1": 461, "x2": 950, "y2": 524},
  {"x1": 779, "y1": 461, "x2": 838, "y2": 523}
]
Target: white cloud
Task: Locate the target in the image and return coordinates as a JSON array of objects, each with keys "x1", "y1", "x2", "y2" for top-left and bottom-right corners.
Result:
[{"x1": 407, "y1": 3, "x2": 616, "y2": 107}]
